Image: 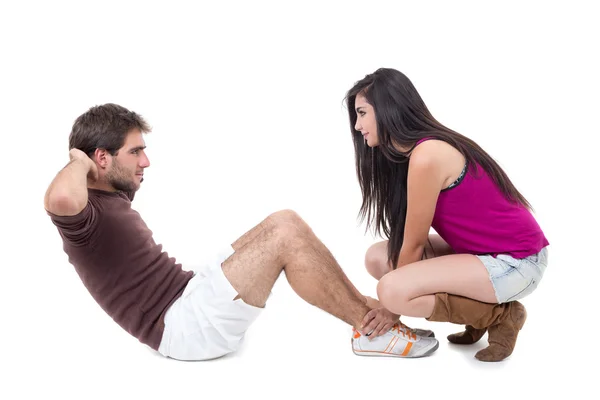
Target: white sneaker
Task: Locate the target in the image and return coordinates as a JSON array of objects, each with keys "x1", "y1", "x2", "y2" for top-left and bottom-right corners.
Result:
[
  {"x1": 399, "y1": 321, "x2": 435, "y2": 338},
  {"x1": 352, "y1": 324, "x2": 439, "y2": 358}
]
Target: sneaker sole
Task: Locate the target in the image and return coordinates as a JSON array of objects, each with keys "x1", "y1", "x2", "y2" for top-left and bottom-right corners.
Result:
[{"x1": 352, "y1": 340, "x2": 439, "y2": 358}]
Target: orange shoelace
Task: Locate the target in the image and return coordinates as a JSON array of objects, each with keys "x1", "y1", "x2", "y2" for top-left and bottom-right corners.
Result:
[{"x1": 392, "y1": 323, "x2": 417, "y2": 340}]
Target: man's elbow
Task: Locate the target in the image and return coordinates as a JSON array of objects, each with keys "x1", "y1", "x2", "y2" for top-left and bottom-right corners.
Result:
[{"x1": 45, "y1": 192, "x2": 84, "y2": 216}]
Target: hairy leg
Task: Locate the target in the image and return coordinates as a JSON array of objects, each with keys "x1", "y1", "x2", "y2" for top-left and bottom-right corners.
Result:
[
  {"x1": 230, "y1": 217, "x2": 270, "y2": 251},
  {"x1": 221, "y1": 210, "x2": 371, "y2": 328}
]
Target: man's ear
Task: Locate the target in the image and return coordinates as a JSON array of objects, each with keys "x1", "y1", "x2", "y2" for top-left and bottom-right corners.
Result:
[{"x1": 92, "y1": 148, "x2": 110, "y2": 169}]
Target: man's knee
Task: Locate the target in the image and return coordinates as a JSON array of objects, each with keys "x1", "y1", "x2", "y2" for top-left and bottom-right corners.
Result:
[
  {"x1": 262, "y1": 210, "x2": 307, "y2": 253},
  {"x1": 267, "y1": 209, "x2": 309, "y2": 234}
]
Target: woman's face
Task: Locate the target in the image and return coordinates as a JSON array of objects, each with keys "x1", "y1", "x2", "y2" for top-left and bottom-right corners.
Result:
[{"x1": 354, "y1": 94, "x2": 379, "y2": 147}]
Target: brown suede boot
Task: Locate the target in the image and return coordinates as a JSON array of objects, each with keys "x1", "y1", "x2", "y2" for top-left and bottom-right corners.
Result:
[
  {"x1": 427, "y1": 293, "x2": 527, "y2": 362},
  {"x1": 447, "y1": 325, "x2": 487, "y2": 345},
  {"x1": 474, "y1": 301, "x2": 527, "y2": 362}
]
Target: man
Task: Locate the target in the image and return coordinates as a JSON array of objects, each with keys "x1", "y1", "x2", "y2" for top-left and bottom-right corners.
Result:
[{"x1": 44, "y1": 103, "x2": 438, "y2": 360}]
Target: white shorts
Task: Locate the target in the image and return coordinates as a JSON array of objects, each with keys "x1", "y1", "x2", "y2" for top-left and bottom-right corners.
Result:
[{"x1": 158, "y1": 244, "x2": 263, "y2": 361}]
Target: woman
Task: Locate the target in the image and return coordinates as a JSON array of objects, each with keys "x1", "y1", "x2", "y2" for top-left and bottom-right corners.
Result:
[{"x1": 346, "y1": 68, "x2": 549, "y2": 362}]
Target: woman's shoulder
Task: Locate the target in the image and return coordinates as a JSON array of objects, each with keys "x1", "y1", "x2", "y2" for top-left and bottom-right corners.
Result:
[
  {"x1": 410, "y1": 139, "x2": 466, "y2": 186},
  {"x1": 411, "y1": 138, "x2": 459, "y2": 162}
]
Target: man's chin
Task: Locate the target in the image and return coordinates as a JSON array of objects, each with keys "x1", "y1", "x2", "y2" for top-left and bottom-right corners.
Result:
[{"x1": 112, "y1": 181, "x2": 141, "y2": 193}]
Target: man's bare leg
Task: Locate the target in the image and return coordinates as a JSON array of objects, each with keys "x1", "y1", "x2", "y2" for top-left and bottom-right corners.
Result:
[
  {"x1": 231, "y1": 212, "x2": 367, "y2": 303},
  {"x1": 231, "y1": 217, "x2": 269, "y2": 251},
  {"x1": 222, "y1": 210, "x2": 370, "y2": 328}
]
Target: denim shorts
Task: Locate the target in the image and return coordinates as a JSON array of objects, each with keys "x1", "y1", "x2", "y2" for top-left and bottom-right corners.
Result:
[{"x1": 477, "y1": 247, "x2": 548, "y2": 304}]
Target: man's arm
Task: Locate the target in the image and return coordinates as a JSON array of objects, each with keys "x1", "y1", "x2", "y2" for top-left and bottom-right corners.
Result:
[{"x1": 44, "y1": 149, "x2": 98, "y2": 216}]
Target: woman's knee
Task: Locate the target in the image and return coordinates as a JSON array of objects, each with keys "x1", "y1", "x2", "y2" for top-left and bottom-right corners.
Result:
[
  {"x1": 365, "y1": 242, "x2": 391, "y2": 280},
  {"x1": 376, "y1": 274, "x2": 406, "y2": 310}
]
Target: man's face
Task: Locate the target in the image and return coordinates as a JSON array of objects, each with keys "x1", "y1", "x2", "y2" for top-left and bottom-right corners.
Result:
[{"x1": 106, "y1": 129, "x2": 150, "y2": 192}]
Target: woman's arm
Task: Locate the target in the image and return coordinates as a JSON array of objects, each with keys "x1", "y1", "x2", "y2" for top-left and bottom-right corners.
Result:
[{"x1": 396, "y1": 143, "x2": 448, "y2": 268}]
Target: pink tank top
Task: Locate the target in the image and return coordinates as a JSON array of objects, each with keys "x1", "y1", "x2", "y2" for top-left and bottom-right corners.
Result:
[{"x1": 416, "y1": 138, "x2": 549, "y2": 258}]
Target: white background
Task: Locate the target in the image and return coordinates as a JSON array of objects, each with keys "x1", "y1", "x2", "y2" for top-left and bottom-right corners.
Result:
[{"x1": 1, "y1": 1, "x2": 597, "y2": 399}]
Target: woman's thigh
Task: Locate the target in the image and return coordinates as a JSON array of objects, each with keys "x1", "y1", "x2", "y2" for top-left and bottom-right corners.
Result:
[{"x1": 378, "y1": 253, "x2": 498, "y2": 304}]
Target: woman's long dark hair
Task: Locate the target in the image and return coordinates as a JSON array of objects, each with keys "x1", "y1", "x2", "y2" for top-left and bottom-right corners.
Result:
[{"x1": 345, "y1": 68, "x2": 531, "y2": 268}]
